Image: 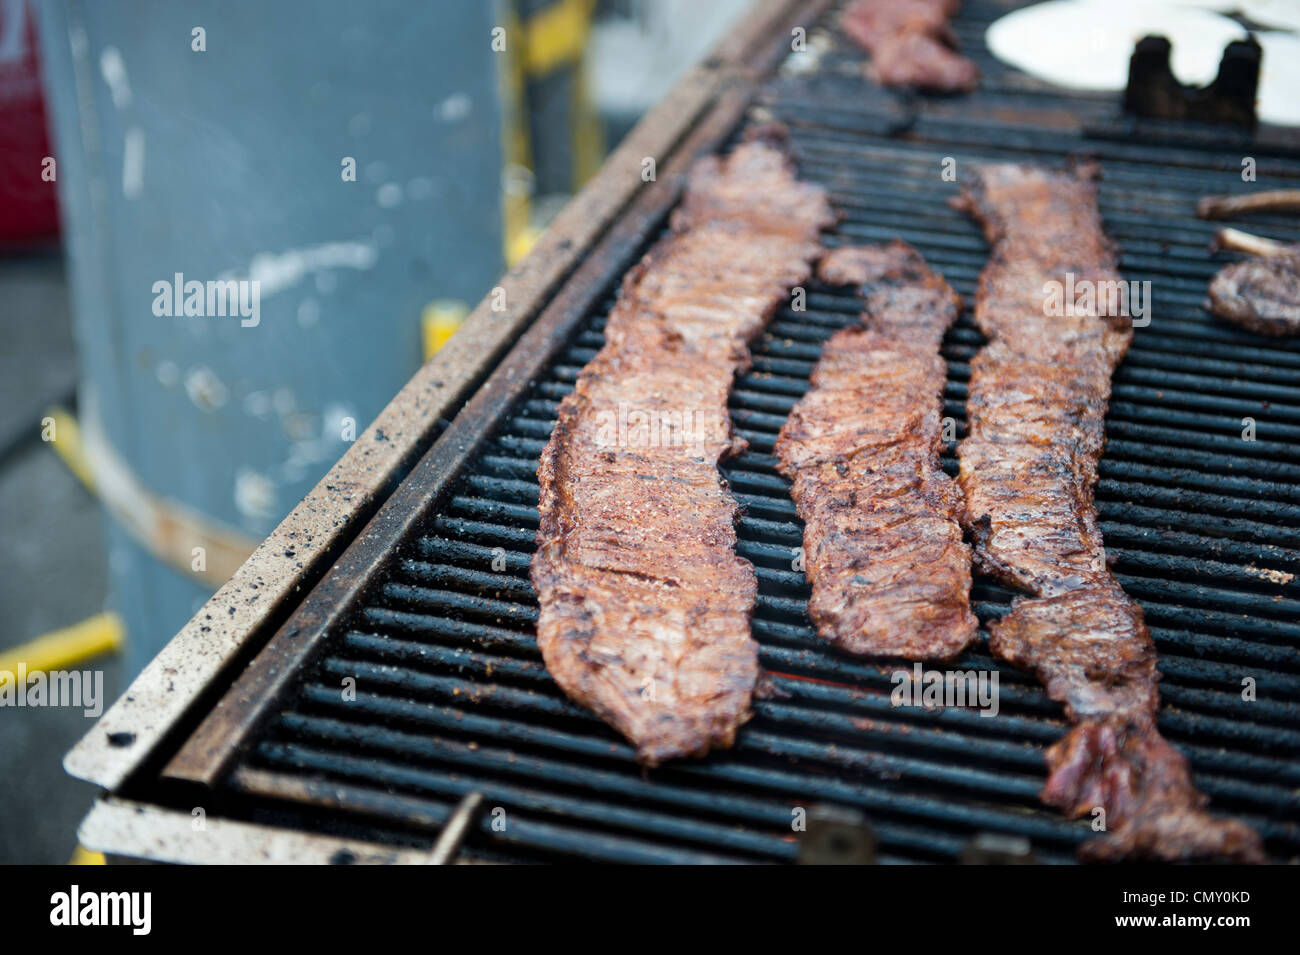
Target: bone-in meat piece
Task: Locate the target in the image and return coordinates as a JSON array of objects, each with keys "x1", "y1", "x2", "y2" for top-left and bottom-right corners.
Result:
[
  {"x1": 531, "y1": 130, "x2": 834, "y2": 765},
  {"x1": 955, "y1": 162, "x2": 1266, "y2": 862},
  {"x1": 1205, "y1": 227, "x2": 1300, "y2": 337},
  {"x1": 1197, "y1": 189, "x2": 1300, "y2": 220},
  {"x1": 775, "y1": 242, "x2": 977, "y2": 660}
]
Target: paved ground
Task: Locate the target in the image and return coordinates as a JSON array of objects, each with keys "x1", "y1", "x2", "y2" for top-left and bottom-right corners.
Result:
[{"x1": 0, "y1": 253, "x2": 118, "y2": 864}]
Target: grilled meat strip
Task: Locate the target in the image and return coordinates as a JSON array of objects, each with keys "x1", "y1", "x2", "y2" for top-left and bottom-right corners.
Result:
[
  {"x1": 956, "y1": 163, "x2": 1266, "y2": 862},
  {"x1": 531, "y1": 131, "x2": 834, "y2": 765},
  {"x1": 774, "y1": 243, "x2": 977, "y2": 659},
  {"x1": 1205, "y1": 228, "x2": 1300, "y2": 337},
  {"x1": 841, "y1": 0, "x2": 978, "y2": 94}
]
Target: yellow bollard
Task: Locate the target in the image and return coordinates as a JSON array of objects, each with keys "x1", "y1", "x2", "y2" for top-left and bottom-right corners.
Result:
[
  {"x1": 42, "y1": 406, "x2": 96, "y2": 493},
  {"x1": 421, "y1": 300, "x2": 472, "y2": 360},
  {"x1": 68, "y1": 845, "x2": 106, "y2": 865},
  {"x1": 0, "y1": 612, "x2": 125, "y2": 685}
]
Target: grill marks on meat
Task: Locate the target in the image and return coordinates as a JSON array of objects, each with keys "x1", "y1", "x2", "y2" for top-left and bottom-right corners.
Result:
[
  {"x1": 1206, "y1": 251, "x2": 1300, "y2": 337},
  {"x1": 774, "y1": 243, "x2": 977, "y2": 659},
  {"x1": 956, "y1": 163, "x2": 1266, "y2": 862},
  {"x1": 841, "y1": 0, "x2": 978, "y2": 93},
  {"x1": 531, "y1": 133, "x2": 833, "y2": 765}
]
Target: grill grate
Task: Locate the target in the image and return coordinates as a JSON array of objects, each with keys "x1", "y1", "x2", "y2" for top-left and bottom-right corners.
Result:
[{"x1": 228, "y1": 0, "x2": 1300, "y2": 863}]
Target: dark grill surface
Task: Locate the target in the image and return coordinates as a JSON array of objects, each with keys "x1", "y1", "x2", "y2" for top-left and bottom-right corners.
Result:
[{"x1": 230, "y1": 1, "x2": 1300, "y2": 862}]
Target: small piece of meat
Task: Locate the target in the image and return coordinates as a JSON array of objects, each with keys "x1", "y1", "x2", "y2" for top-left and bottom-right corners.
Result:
[
  {"x1": 841, "y1": 0, "x2": 977, "y2": 93},
  {"x1": 1205, "y1": 252, "x2": 1300, "y2": 337},
  {"x1": 869, "y1": 31, "x2": 979, "y2": 94},
  {"x1": 531, "y1": 130, "x2": 834, "y2": 765},
  {"x1": 842, "y1": 0, "x2": 960, "y2": 51},
  {"x1": 775, "y1": 243, "x2": 976, "y2": 660},
  {"x1": 957, "y1": 162, "x2": 1266, "y2": 863}
]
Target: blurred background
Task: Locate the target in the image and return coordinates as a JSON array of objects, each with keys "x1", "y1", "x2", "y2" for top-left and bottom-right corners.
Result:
[{"x1": 0, "y1": 0, "x2": 748, "y2": 863}]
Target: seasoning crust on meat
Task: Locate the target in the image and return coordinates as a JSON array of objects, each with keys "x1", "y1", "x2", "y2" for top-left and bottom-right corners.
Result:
[
  {"x1": 531, "y1": 130, "x2": 834, "y2": 766},
  {"x1": 956, "y1": 162, "x2": 1266, "y2": 862},
  {"x1": 775, "y1": 242, "x2": 977, "y2": 660}
]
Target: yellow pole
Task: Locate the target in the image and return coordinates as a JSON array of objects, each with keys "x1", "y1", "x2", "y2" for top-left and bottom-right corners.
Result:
[
  {"x1": 422, "y1": 300, "x2": 472, "y2": 360},
  {"x1": 0, "y1": 612, "x2": 125, "y2": 684},
  {"x1": 43, "y1": 405, "x2": 96, "y2": 493}
]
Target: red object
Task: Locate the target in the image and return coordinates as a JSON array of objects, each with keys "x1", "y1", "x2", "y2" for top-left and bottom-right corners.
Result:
[{"x1": 0, "y1": 0, "x2": 59, "y2": 244}]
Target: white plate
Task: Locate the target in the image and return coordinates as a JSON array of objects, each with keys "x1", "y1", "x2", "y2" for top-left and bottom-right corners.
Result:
[
  {"x1": 986, "y1": 0, "x2": 1247, "y2": 91},
  {"x1": 1257, "y1": 31, "x2": 1300, "y2": 125},
  {"x1": 1242, "y1": 0, "x2": 1300, "y2": 32}
]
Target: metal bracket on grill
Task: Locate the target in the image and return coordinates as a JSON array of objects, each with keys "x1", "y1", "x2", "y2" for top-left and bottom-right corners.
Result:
[
  {"x1": 427, "y1": 791, "x2": 486, "y2": 865},
  {"x1": 1123, "y1": 35, "x2": 1260, "y2": 127},
  {"x1": 959, "y1": 832, "x2": 1039, "y2": 865},
  {"x1": 796, "y1": 805, "x2": 878, "y2": 865}
]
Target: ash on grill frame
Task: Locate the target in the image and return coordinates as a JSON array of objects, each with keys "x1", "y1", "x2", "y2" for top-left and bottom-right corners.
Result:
[{"x1": 65, "y1": 0, "x2": 1300, "y2": 865}]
